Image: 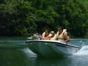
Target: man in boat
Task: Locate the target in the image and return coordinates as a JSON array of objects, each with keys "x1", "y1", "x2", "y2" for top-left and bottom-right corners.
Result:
[
  {"x1": 47, "y1": 31, "x2": 56, "y2": 40},
  {"x1": 56, "y1": 27, "x2": 70, "y2": 43},
  {"x1": 41, "y1": 30, "x2": 49, "y2": 40}
]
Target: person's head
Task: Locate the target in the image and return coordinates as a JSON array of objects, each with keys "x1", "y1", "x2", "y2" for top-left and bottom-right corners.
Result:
[
  {"x1": 58, "y1": 26, "x2": 64, "y2": 33},
  {"x1": 44, "y1": 30, "x2": 49, "y2": 37},
  {"x1": 45, "y1": 30, "x2": 49, "y2": 33},
  {"x1": 50, "y1": 31, "x2": 55, "y2": 37},
  {"x1": 50, "y1": 31, "x2": 55, "y2": 34}
]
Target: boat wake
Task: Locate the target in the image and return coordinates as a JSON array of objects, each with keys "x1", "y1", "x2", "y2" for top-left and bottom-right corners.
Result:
[
  {"x1": 73, "y1": 45, "x2": 88, "y2": 56},
  {"x1": 21, "y1": 48, "x2": 37, "y2": 57}
]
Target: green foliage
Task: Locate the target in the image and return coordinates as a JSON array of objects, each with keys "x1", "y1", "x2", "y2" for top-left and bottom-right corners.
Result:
[{"x1": 0, "y1": 0, "x2": 88, "y2": 37}]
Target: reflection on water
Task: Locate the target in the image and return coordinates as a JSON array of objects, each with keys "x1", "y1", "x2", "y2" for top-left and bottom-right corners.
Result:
[
  {"x1": 38, "y1": 56, "x2": 88, "y2": 66},
  {"x1": 36, "y1": 55, "x2": 88, "y2": 66},
  {"x1": 71, "y1": 56, "x2": 88, "y2": 66},
  {"x1": 36, "y1": 57, "x2": 70, "y2": 66},
  {"x1": 0, "y1": 37, "x2": 88, "y2": 66}
]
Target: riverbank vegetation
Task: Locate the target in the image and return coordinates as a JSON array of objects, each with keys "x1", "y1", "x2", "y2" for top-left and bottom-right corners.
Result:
[{"x1": 0, "y1": 0, "x2": 88, "y2": 37}]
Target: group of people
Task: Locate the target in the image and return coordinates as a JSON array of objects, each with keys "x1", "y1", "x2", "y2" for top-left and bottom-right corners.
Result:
[
  {"x1": 41, "y1": 27, "x2": 70, "y2": 43},
  {"x1": 33, "y1": 27, "x2": 70, "y2": 43}
]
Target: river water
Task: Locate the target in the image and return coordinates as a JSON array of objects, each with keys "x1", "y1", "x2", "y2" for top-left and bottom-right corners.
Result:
[{"x1": 0, "y1": 36, "x2": 88, "y2": 66}]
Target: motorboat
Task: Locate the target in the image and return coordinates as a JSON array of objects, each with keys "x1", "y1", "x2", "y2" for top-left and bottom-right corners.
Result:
[{"x1": 25, "y1": 39, "x2": 80, "y2": 57}]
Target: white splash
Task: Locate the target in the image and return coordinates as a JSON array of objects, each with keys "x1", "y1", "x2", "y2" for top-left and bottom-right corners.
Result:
[
  {"x1": 21, "y1": 48, "x2": 37, "y2": 57},
  {"x1": 73, "y1": 45, "x2": 88, "y2": 56}
]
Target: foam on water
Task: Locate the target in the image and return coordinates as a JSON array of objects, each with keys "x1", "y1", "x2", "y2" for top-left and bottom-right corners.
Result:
[{"x1": 73, "y1": 45, "x2": 88, "y2": 56}]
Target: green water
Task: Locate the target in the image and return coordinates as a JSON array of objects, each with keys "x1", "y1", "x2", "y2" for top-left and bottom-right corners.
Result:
[{"x1": 0, "y1": 36, "x2": 88, "y2": 66}]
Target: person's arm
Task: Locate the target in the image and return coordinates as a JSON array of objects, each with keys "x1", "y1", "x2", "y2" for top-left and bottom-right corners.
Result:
[
  {"x1": 41, "y1": 32, "x2": 45, "y2": 39},
  {"x1": 65, "y1": 36, "x2": 70, "y2": 43},
  {"x1": 63, "y1": 32, "x2": 70, "y2": 43},
  {"x1": 53, "y1": 34, "x2": 57, "y2": 40}
]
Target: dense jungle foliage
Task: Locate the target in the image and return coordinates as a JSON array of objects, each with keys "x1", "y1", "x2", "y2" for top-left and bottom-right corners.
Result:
[{"x1": 0, "y1": 0, "x2": 88, "y2": 37}]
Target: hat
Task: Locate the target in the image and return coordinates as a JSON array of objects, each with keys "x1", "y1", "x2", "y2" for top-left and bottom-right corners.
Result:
[
  {"x1": 48, "y1": 34, "x2": 52, "y2": 37},
  {"x1": 50, "y1": 31, "x2": 55, "y2": 34}
]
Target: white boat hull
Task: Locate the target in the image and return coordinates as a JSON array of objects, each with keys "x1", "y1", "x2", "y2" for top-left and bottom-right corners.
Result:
[{"x1": 26, "y1": 40, "x2": 79, "y2": 57}]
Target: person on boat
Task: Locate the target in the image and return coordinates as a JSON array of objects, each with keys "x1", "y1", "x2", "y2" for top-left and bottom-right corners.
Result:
[
  {"x1": 47, "y1": 31, "x2": 56, "y2": 40},
  {"x1": 33, "y1": 33, "x2": 42, "y2": 40},
  {"x1": 33, "y1": 33, "x2": 38, "y2": 36},
  {"x1": 56, "y1": 26, "x2": 70, "y2": 43},
  {"x1": 41, "y1": 30, "x2": 49, "y2": 40},
  {"x1": 65, "y1": 33, "x2": 70, "y2": 44}
]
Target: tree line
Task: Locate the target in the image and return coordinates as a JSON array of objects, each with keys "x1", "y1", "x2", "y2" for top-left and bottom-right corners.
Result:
[{"x1": 0, "y1": 0, "x2": 88, "y2": 37}]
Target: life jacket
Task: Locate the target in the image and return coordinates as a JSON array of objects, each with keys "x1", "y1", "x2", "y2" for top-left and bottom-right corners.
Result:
[
  {"x1": 56, "y1": 29, "x2": 67, "y2": 41},
  {"x1": 49, "y1": 34, "x2": 56, "y2": 40},
  {"x1": 47, "y1": 33, "x2": 54, "y2": 40}
]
